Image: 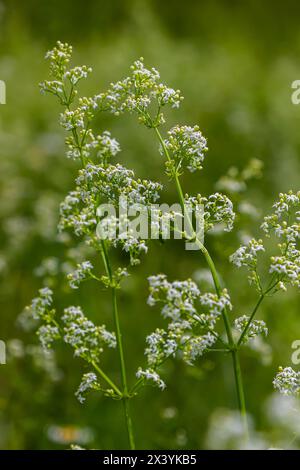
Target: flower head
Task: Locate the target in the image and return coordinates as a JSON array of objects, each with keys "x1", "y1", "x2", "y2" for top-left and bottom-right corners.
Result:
[
  {"x1": 273, "y1": 367, "x2": 300, "y2": 396},
  {"x1": 163, "y1": 125, "x2": 208, "y2": 175}
]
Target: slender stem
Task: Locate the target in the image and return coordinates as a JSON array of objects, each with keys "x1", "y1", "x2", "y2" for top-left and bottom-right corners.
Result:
[
  {"x1": 91, "y1": 361, "x2": 122, "y2": 397},
  {"x1": 154, "y1": 126, "x2": 249, "y2": 440},
  {"x1": 237, "y1": 294, "x2": 265, "y2": 347},
  {"x1": 231, "y1": 349, "x2": 249, "y2": 442},
  {"x1": 58, "y1": 90, "x2": 135, "y2": 448},
  {"x1": 237, "y1": 277, "x2": 280, "y2": 347},
  {"x1": 197, "y1": 242, "x2": 234, "y2": 345},
  {"x1": 100, "y1": 240, "x2": 136, "y2": 450}
]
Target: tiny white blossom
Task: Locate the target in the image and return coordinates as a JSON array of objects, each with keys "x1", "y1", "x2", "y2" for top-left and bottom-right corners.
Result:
[
  {"x1": 234, "y1": 315, "x2": 268, "y2": 344},
  {"x1": 67, "y1": 261, "x2": 94, "y2": 289},
  {"x1": 136, "y1": 367, "x2": 166, "y2": 390},
  {"x1": 273, "y1": 367, "x2": 300, "y2": 396},
  {"x1": 163, "y1": 125, "x2": 208, "y2": 175},
  {"x1": 75, "y1": 372, "x2": 100, "y2": 403},
  {"x1": 186, "y1": 193, "x2": 235, "y2": 232},
  {"x1": 37, "y1": 324, "x2": 60, "y2": 350},
  {"x1": 62, "y1": 306, "x2": 116, "y2": 362}
]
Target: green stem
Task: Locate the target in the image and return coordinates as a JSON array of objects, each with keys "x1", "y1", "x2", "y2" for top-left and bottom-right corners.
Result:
[
  {"x1": 91, "y1": 361, "x2": 122, "y2": 397},
  {"x1": 231, "y1": 349, "x2": 249, "y2": 441},
  {"x1": 100, "y1": 240, "x2": 136, "y2": 450},
  {"x1": 154, "y1": 126, "x2": 249, "y2": 440}
]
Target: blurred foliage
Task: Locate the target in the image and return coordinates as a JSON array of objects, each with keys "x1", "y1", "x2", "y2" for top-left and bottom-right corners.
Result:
[{"x1": 0, "y1": 0, "x2": 300, "y2": 449}]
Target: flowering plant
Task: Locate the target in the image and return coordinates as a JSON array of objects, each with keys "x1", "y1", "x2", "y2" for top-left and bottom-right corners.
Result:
[{"x1": 23, "y1": 41, "x2": 299, "y2": 449}]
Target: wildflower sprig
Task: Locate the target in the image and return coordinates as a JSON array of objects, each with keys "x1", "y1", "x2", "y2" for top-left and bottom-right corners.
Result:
[
  {"x1": 230, "y1": 191, "x2": 300, "y2": 302},
  {"x1": 59, "y1": 162, "x2": 162, "y2": 264},
  {"x1": 162, "y1": 125, "x2": 208, "y2": 175},
  {"x1": 234, "y1": 315, "x2": 268, "y2": 345},
  {"x1": 32, "y1": 43, "x2": 196, "y2": 450},
  {"x1": 108, "y1": 57, "x2": 252, "y2": 438},
  {"x1": 185, "y1": 193, "x2": 235, "y2": 233},
  {"x1": 103, "y1": 58, "x2": 183, "y2": 127},
  {"x1": 67, "y1": 261, "x2": 95, "y2": 289},
  {"x1": 132, "y1": 275, "x2": 232, "y2": 390}
]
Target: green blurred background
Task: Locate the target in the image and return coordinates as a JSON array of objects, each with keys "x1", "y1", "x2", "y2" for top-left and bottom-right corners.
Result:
[{"x1": 0, "y1": 0, "x2": 300, "y2": 449}]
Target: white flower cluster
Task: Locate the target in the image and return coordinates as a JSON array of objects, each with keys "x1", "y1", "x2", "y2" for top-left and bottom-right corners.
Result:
[
  {"x1": 100, "y1": 267, "x2": 129, "y2": 289},
  {"x1": 197, "y1": 290, "x2": 232, "y2": 328},
  {"x1": 234, "y1": 315, "x2": 268, "y2": 344},
  {"x1": 62, "y1": 306, "x2": 116, "y2": 362},
  {"x1": 183, "y1": 332, "x2": 216, "y2": 364},
  {"x1": 59, "y1": 163, "x2": 162, "y2": 264},
  {"x1": 262, "y1": 191, "x2": 300, "y2": 290},
  {"x1": 147, "y1": 274, "x2": 200, "y2": 319},
  {"x1": 230, "y1": 239, "x2": 264, "y2": 269},
  {"x1": 261, "y1": 191, "x2": 300, "y2": 239},
  {"x1": 40, "y1": 42, "x2": 121, "y2": 165},
  {"x1": 103, "y1": 58, "x2": 183, "y2": 126},
  {"x1": 75, "y1": 372, "x2": 101, "y2": 403},
  {"x1": 21, "y1": 288, "x2": 61, "y2": 350},
  {"x1": 186, "y1": 193, "x2": 235, "y2": 233},
  {"x1": 269, "y1": 247, "x2": 300, "y2": 289},
  {"x1": 163, "y1": 125, "x2": 208, "y2": 175},
  {"x1": 76, "y1": 163, "x2": 162, "y2": 206},
  {"x1": 62, "y1": 108, "x2": 120, "y2": 163},
  {"x1": 37, "y1": 324, "x2": 60, "y2": 350},
  {"x1": 85, "y1": 131, "x2": 121, "y2": 164},
  {"x1": 40, "y1": 42, "x2": 92, "y2": 105},
  {"x1": 64, "y1": 66, "x2": 92, "y2": 86},
  {"x1": 273, "y1": 366, "x2": 300, "y2": 396},
  {"x1": 59, "y1": 189, "x2": 96, "y2": 236},
  {"x1": 138, "y1": 274, "x2": 232, "y2": 388},
  {"x1": 230, "y1": 238, "x2": 264, "y2": 289},
  {"x1": 118, "y1": 234, "x2": 148, "y2": 266},
  {"x1": 25, "y1": 287, "x2": 54, "y2": 321},
  {"x1": 41, "y1": 43, "x2": 164, "y2": 266},
  {"x1": 67, "y1": 261, "x2": 94, "y2": 289},
  {"x1": 136, "y1": 367, "x2": 166, "y2": 390}
]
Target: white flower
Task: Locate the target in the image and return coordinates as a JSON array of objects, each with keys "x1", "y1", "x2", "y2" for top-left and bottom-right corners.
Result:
[
  {"x1": 183, "y1": 332, "x2": 216, "y2": 364},
  {"x1": 234, "y1": 315, "x2": 268, "y2": 344},
  {"x1": 230, "y1": 239, "x2": 264, "y2": 269},
  {"x1": 269, "y1": 247, "x2": 300, "y2": 289},
  {"x1": 273, "y1": 367, "x2": 300, "y2": 396},
  {"x1": 25, "y1": 287, "x2": 54, "y2": 321},
  {"x1": 64, "y1": 66, "x2": 92, "y2": 86},
  {"x1": 103, "y1": 58, "x2": 183, "y2": 126},
  {"x1": 148, "y1": 274, "x2": 200, "y2": 320},
  {"x1": 261, "y1": 191, "x2": 300, "y2": 243},
  {"x1": 197, "y1": 290, "x2": 232, "y2": 328},
  {"x1": 163, "y1": 125, "x2": 208, "y2": 175},
  {"x1": 37, "y1": 324, "x2": 60, "y2": 350},
  {"x1": 186, "y1": 193, "x2": 235, "y2": 232},
  {"x1": 62, "y1": 306, "x2": 116, "y2": 362},
  {"x1": 67, "y1": 261, "x2": 94, "y2": 289},
  {"x1": 136, "y1": 367, "x2": 166, "y2": 390}
]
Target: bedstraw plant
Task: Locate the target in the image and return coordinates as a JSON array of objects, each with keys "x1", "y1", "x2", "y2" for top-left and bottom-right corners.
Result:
[{"x1": 23, "y1": 42, "x2": 300, "y2": 449}]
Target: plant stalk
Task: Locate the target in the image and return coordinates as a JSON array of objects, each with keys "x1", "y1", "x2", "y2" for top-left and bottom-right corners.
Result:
[
  {"x1": 100, "y1": 240, "x2": 136, "y2": 450},
  {"x1": 154, "y1": 126, "x2": 249, "y2": 440}
]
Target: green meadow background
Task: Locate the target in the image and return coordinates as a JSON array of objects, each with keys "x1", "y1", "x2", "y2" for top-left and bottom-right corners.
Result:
[{"x1": 0, "y1": 0, "x2": 300, "y2": 449}]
